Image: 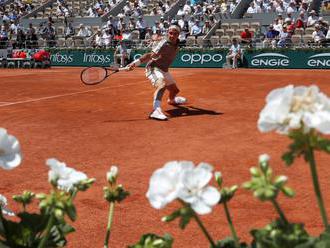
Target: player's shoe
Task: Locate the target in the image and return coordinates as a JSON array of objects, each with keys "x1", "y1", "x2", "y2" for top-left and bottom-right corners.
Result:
[
  {"x1": 149, "y1": 107, "x2": 168, "y2": 121},
  {"x1": 168, "y1": 96, "x2": 187, "y2": 105}
]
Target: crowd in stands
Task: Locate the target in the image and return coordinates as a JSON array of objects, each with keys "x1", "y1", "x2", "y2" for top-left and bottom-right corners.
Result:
[
  {"x1": 245, "y1": 0, "x2": 312, "y2": 14},
  {"x1": 1, "y1": 0, "x2": 330, "y2": 50},
  {"x1": 260, "y1": 9, "x2": 330, "y2": 48}
]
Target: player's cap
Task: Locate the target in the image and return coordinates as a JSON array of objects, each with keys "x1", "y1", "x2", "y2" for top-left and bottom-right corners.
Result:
[
  {"x1": 285, "y1": 18, "x2": 291, "y2": 22},
  {"x1": 310, "y1": 9, "x2": 316, "y2": 14},
  {"x1": 269, "y1": 24, "x2": 274, "y2": 28}
]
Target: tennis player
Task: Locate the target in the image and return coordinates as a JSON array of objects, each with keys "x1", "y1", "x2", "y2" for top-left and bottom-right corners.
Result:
[{"x1": 127, "y1": 24, "x2": 186, "y2": 121}]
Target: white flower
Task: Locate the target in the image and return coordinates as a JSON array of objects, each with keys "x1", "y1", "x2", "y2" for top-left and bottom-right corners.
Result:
[
  {"x1": 0, "y1": 194, "x2": 15, "y2": 216},
  {"x1": 46, "y1": 158, "x2": 88, "y2": 191},
  {"x1": 259, "y1": 154, "x2": 270, "y2": 164},
  {"x1": 0, "y1": 128, "x2": 22, "y2": 170},
  {"x1": 106, "y1": 165, "x2": 118, "y2": 183},
  {"x1": 179, "y1": 162, "x2": 221, "y2": 215},
  {"x1": 258, "y1": 85, "x2": 330, "y2": 134},
  {"x1": 146, "y1": 161, "x2": 194, "y2": 209}
]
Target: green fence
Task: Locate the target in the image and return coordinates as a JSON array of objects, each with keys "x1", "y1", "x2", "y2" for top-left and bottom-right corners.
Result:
[{"x1": 49, "y1": 49, "x2": 330, "y2": 69}]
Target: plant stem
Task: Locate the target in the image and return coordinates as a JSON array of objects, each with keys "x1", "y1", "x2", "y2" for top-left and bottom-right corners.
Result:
[
  {"x1": 192, "y1": 212, "x2": 216, "y2": 248},
  {"x1": 271, "y1": 198, "x2": 289, "y2": 225},
  {"x1": 104, "y1": 202, "x2": 115, "y2": 248},
  {"x1": 306, "y1": 146, "x2": 329, "y2": 229},
  {"x1": 37, "y1": 214, "x2": 55, "y2": 248},
  {"x1": 223, "y1": 202, "x2": 239, "y2": 247},
  {"x1": 0, "y1": 205, "x2": 8, "y2": 239}
]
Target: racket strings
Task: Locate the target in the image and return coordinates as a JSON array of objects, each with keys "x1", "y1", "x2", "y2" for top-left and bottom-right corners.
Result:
[{"x1": 81, "y1": 67, "x2": 107, "y2": 85}]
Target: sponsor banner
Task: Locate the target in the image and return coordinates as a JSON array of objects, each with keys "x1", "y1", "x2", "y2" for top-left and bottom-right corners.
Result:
[
  {"x1": 131, "y1": 50, "x2": 226, "y2": 68},
  {"x1": 50, "y1": 50, "x2": 115, "y2": 66},
  {"x1": 245, "y1": 51, "x2": 330, "y2": 69},
  {"x1": 49, "y1": 49, "x2": 330, "y2": 69}
]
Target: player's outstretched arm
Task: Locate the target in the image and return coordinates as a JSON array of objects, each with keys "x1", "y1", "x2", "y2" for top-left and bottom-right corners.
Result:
[{"x1": 127, "y1": 52, "x2": 154, "y2": 71}]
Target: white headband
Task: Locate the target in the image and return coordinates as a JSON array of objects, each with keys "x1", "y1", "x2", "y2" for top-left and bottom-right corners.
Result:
[{"x1": 169, "y1": 25, "x2": 180, "y2": 32}]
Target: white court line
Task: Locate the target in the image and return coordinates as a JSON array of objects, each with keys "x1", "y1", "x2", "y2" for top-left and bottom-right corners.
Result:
[{"x1": 0, "y1": 81, "x2": 143, "y2": 108}]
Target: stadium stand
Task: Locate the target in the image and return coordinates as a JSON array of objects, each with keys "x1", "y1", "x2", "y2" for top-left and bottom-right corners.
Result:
[{"x1": 0, "y1": 0, "x2": 330, "y2": 67}]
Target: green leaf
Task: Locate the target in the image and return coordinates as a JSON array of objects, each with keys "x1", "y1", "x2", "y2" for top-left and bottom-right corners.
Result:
[
  {"x1": 251, "y1": 219, "x2": 312, "y2": 248},
  {"x1": 282, "y1": 152, "x2": 295, "y2": 166},
  {"x1": 65, "y1": 202, "x2": 77, "y2": 222},
  {"x1": 281, "y1": 187, "x2": 295, "y2": 198},
  {"x1": 128, "y1": 233, "x2": 173, "y2": 248},
  {"x1": 179, "y1": 214, "x2": 191, "y2": 230}
]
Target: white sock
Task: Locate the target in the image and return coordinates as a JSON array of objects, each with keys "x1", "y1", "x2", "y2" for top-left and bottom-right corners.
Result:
[{"x1": 153, "y1": 100, "x2": 161, "y2": 109}]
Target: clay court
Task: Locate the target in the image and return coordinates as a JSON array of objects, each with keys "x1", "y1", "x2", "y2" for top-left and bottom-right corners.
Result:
[{"x1": 0, "y1": 67, "x2": 330, "y2": 247}]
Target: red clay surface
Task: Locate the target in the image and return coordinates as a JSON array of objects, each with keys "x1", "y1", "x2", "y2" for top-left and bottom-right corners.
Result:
[{"x1": 0, "y1": 67, "x2": 330, "y2": 248}]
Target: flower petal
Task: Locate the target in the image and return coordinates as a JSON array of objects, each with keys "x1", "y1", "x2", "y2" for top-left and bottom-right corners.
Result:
[
  {"x1": 191, "y1": 200, "x2": 212, "y2": 215},
  {"x1": 200, "y1": 186, "x2": 221, "y2": 206}
]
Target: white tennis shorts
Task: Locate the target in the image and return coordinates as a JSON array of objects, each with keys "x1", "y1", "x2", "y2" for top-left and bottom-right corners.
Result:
[{"x1": 145, "y1": 67, "x2": 176, "y2": 87}]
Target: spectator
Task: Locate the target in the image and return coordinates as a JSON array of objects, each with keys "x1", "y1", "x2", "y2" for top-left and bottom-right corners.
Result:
[
  {"x1": 0, "y1": 25, "x2": 8, "y2": 49},
  {"x1": 312, "y1": 24, "x2": 326, "y2": 46},
  {"x1": 26, "y1": 22, "x2": 38, "y2": 48},
  {"x1": 286, "y1": 1, "x2": 296, "y2": 15},
  {"x1": 307, "y1": 10, "x2": 319, "y2": 27},
  {"x1": 151, "y1": 28, "x2": 163, "y2": 42},
  {"x1": 295, "y1": 11, "x2": 306, "y2": 29},
  {"x1": 190, "y1": 20, "x2": 202, "y2": 37},
  {"x1": 326, "y1": 28, "x2": 330, "y2": 44},
  {"x1": 202, "y1": 20, "x2": 212, "y2": 35},
  {"x1": 263, "y1": 24, "x2": 279, "y2": 48},
  {"x1": 13, "y1": 28, "x2": 26, "y2": 49},
  {"x1": 183, "y1": 0, "x2": 192, "y2": 15},
  {"x1": 76, "y1": 23, "x2": 91, "y2": 37},
  {"x1": 225, "y1": 38, "x2": 242, "y2": 69},
  {"x1": 136, "y1": 15, "x2": 147, "y2": 40},
  {"x1": 177, "y1": 4, "x2": 185, "y2": 16},
  {"x1": 240, "y1": 27, "x2": 253, "y2": 47},
  {"x1": 102, "y1": 28, "x2": 112, "y2": 47},
  {"x1": 178, "y1": 15, "x2": 186, "y2": 30},
  {"x1": 114, "y1": 40, "x2": 128, "y2": 67},
  {"x1": 284, "y1": 18, "x2": 295, "y2": 34},
  {"x1": 64, "y1": 22, "x2": 75, "y2": 39},
  {"x1": 42, "y1": 22, "x2": 56, "y2": 47},
  {"x1": 277, "y1": 26, "x2": 291, "y2": 47},
  {"x1": 317, "y1": 17, "x2": 329, "y2": 36}
]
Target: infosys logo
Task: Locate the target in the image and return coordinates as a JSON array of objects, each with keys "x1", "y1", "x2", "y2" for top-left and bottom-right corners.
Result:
[
  {"x1": 307, "y1": 53, "x2": 330, "y2": 67},
  {"x1": 251, "y1": 53, "x2": 290, "y2": 67},
  {"x1": 83, "y1": 53, "x2": 112, "y2": 64},
  {"x1": 50, "y1": 53, "x2": 73, "y2": 64}
]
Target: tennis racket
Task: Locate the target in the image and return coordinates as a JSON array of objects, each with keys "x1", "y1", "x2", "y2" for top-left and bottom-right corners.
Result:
[{"x1": 80, "y1": 65, "x2": 129, "y2": 85}]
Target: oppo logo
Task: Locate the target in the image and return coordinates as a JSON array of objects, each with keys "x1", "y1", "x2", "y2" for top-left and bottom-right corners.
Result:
[
  {"x1": 307, "y1": 53, "x2": 330, "y2": 67},
  {"x1": 50, "y1": 53, "x2": 73, "y2": 64},
  {"x1": 251, "y1": 53, "x2": 290, "y2": 67},
  {"x1": 134, "y1": 53, "x2": 223, "y2": 64},
  {"x1": 83, "y1": 53, "x2": 112, "y2": 64},
  {"x1": 181, "y1": 53, "x2": 223, "y2": 64}
]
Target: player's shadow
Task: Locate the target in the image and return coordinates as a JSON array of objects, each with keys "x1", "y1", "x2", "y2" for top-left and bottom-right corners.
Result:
[{"x1": 165, "y1": 105, "x2": 223, "y2": 118}]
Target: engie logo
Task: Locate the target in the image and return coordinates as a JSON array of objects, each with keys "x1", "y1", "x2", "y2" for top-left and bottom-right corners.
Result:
[
  {"x1": 83, "y1": 53, "x2": 112, "y2": 64},
  {"x1": 181, "y1": 53, "x2": 223, "y2": 64},
  {"x1": 251, "y1": 53, "x2": 290, "y2": 67},
  {"x1": 307, "y1": 53, "x2": 330, "y2": 67},
  {"x1": 50, "y1": 53, "x2": 73, "y2": 64}
]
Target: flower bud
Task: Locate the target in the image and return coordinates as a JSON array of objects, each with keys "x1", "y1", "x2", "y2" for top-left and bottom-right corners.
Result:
[
  {"x1": 106, "y1": 165, "x2": 119, "y2": 184},
  {"x1": 274, "y1": 175, "x2": 288, "y2": 188},
  {"x1": 259, "y1": 154, "x2": 270, "y2": 164},
  {"x1": 214, "y1": 171, "x2": 222, "y2": 187},
  {"x1": 250, "y1": 167, "x2": 260, "y2": 177}
]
